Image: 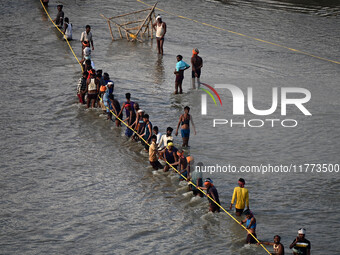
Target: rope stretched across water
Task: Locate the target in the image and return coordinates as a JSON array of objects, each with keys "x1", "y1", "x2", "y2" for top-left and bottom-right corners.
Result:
[
  {"x1": 39, "y1": 0, "x2": 83, "y2": 71},
  {"x1": 137, "y1": 0, "x2": 340, "y2": 65},
  {"x1": 39, "y1": 1, "x2": 271, "y2": 253}
]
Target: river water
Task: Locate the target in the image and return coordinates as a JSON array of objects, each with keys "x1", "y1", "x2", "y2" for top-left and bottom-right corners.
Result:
[{"x1": 0, "y1": 0, "x2": 339, "y2": 254}]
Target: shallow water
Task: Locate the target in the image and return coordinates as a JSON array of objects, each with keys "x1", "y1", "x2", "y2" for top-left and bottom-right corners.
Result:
[{"x1": 0, "y1": 0, "x2": 339, "y2": 254}]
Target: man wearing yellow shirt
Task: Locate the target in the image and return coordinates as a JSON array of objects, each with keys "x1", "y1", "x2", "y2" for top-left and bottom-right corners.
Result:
[{"x1": 230, "y1": 178, "x2": 249, "y2": 216}]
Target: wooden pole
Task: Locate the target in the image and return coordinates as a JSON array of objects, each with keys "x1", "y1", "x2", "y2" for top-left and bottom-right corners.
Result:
[
  {"x1": 125, "y1": 30, "x2": 129, "y2": 41},
  {"x1": 135, "y1": 2, "x2": 157, "y2": 40},
  {"x1": 107, "y1": 20, "x2": 114, "y2": 41},
  {"x1": 119, "y1": 19, "x2": 144, "y2": 27},
  {"x1": 116, "y1": 24, "x2": 123, "y2": 39},
  {"x1": 107, "y1": 8, "x2": 152, "y2": 20},
  {"x1": 142, "y1": 15, "x2": 151, "y2": 36}
]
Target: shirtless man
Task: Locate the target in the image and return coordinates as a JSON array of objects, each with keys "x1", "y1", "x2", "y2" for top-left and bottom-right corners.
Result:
[
  {"x1": 53, "y1": 5, "x2": 64, "y2": 27},
  {"x1": 258, "y1": 235, "x2": 285, "y2": 255},
  {"x1": 191, "y1": 48, "x2": 203, "y2": 89},
  {"x1": 172, "y1": 149, "x2": 188, "y2": 180},
  {"x1": 153, "y1": 15, "x2": 166, "y2": 55}
]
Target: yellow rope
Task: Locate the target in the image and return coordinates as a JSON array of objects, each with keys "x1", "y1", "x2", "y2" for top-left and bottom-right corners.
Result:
[
  {"x1": 99, "y1": 95, "x2": 272, "y2": 254},
  {"x1": 137, "y1": 0, "x2": 340, "y2": 65},
  {"x1": 40, "y1": 1, "x2": 270, "y2": 252},
  {"x1": 39, "y1": 0, "x2": 83, "y2": 71}
]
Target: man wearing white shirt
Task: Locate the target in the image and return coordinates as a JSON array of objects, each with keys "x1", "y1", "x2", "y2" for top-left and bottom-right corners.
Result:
[
  {"x1": 80, "y1": 25, "x2": 94, "y2": 56},
  {"x1": 158, "y1": 127, "x2": 173, "y2": 151}
]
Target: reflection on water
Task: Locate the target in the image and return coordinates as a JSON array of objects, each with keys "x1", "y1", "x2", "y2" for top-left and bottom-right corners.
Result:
[{"x1": 153, "y1": 55, "x2": 165, "y2": 85}]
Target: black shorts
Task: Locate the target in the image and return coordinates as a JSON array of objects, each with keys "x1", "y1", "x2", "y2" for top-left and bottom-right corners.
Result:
[
  {"x1": 156, "y1": 37, "x2": 164, "y2": 41},
  {"x1": 175, "y1": 74, "x2": 184, "y2": 83},
  {"x1": 192, "y1": 69, "x2": 201, "y2": 78},
  {"x1": 88, "y1": 93, "x2": 97, "y2": 100},
  {"x1": 210, "y1": 203, "x2": 220, "y2": 213},
  {"x1": 150, "y1": 160, "x2": 163, "y2": 170},
  {"x1": 236, "y1": 208, "x2": 244, "y2": 214},
  {"x1": 246, "y1": 233, "x2": 257, "y2": 244}
]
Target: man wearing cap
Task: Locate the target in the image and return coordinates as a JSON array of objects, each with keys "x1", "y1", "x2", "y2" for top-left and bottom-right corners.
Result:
[
  {"x1": 54, "y1": 5, "x2": 64, "y2": 27},
  {"x1": 153, "y1": 15, "x2": 166, "y2": 55},
  {"x1": 230, "y1": 178, "x2": 249, "y2": 216},
  {"x1": 290, "y1": 228, "x2": 311, "y2": 255},
  {"x1": 163, "y1": 142, "x2": 177, "y2": 172},
  {"x1": 191, "y1": 48, "x2": 203, "y2": 89},
  {"x1": 149, "y1": 135, "x2": 163, "y2": 170},
  {"x1": 200, "y1": 178, "x2": 220, "y2": 213}
]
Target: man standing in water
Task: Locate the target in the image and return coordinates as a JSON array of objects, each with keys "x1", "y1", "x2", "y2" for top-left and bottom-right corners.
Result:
[
  {"x1": 289, "y1": 228, "x2": 311, "y2": 255},
  {"x1": 189, "y1": 161, "x2": 203, "y2": 197},
  {"x1": 172, "y1": 149, "x2": 188, "y2": 180},
  {"x1": 149, "y1": 135, "x2": 163, "y2": 170},
  {"x1": 174, "y1": 55, "x2": 190, "y2": 94},
  {"x1": 230, "y1": 178, "x2": 249, "y2": 216},
  {"x1": 191, "y1": 48, "x2": 203, "y2": 89},
  {"x1": 158, "y1": 127, "x2": 173, "y2": 151},
  {"x1": 175, "y1": 106, "x2": 196, "y2": 147},
  {"x1": 123, "y1": 104, "x2": 136, "y2": 138},
  {"x1": 42, "y1": 0, "x2": 49, "y2": 7},
  {"x1": 240, "y1": 209, "x2": 257, "y2": 244},
  {"x1": 109, "y1": 94, "x2": 122, "y2": 127},
  {"x1": 80, "y1": 25, "x2": 94, "y2": 55},
  {"x1": 199, "y1": 178, "x2": 220, "y2": 213},
  {"x1": 141, "y1": 114, "x2": 152, "y2": 151},
  {"x1": 153, "y1": 15, "x2": 166, "y2": 55},
  {"x1": 258, "y1": 235, "x2": 285, "y2": 255},
  {"x1": 163, "y1": 142, "x2": 178, "y2": 172},
  {"x1": 119, "y1": 93, "x2": 135, "y2": 119},
  {"x1": 63, "y1": 17, "x2": 72, "y2": 40},
  {"x1": 53, "y1": 5, "x2": 64, "y2": 28}
]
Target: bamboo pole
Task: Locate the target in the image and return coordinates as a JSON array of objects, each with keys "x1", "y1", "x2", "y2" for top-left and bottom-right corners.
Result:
[
  {"x1": 126, "y1": 26, "x2": 146, "y2": 31},
  {"x1": 142, "y1": 15, "x2": 151, "y2": 36},
  {"x1": 117, "y1": 25, "x2": 123, "y2": 39},
  {"x1": 135, "y1": 2, "x2": 157, "y2": 40},
  {"x1": 107, "y1": 20, "x2": 114, "y2": 41},
  {"x1": 120, "y1": 19, "x2": 144, "y2": 26},
  {"x1": 125, "y1": 30, "x2": 129, "y2": 41},
  {"x1": 107, "y1": 8, "x2": 151, "y2": 20}
]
